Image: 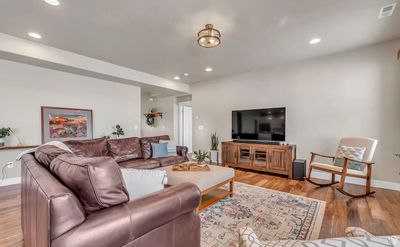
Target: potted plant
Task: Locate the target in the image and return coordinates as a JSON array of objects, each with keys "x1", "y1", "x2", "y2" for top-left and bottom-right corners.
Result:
[
  {"x1": 210, "y1": 133, "x2": 220, "y2": 164},
  {"x1": 112, "y1": 125, "x2": 125, "y2": 138},
  {"x1": 193, "y1": 150, "x2": 210, "y2": 165},
  {"x1": 0, "y1": 127, "x2": 13, "y2": 147}
]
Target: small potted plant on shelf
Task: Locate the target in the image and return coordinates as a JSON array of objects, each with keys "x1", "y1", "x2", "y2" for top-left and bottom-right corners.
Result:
[
  {"x1": 112, "y1": 125, "x2": 125, "y2": 138},
  {"x1": 0, "y1": 127, "x2": 13, "y2": 147},
  {"x1": 210, "y1": 133, "x2": 220, "y2": 164},
  {"x1": 193, "y1": 150, "x2": 210, "y2": 166}
]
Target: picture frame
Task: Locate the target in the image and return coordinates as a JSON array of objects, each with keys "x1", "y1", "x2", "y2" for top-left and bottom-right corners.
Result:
[{"x1": 41, "y1": 106, "x2": 93, "y2": 144}]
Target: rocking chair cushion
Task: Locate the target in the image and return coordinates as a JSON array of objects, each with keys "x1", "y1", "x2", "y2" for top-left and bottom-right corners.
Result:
[
  {"x1": 334, "y1": 145, "x2": 366, "y2": 171},
  {"x1": 311, "y1": 162, "x2": 365, "y2": 176}
]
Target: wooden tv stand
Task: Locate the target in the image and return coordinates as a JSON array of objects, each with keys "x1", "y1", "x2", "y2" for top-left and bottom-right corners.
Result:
[{"x1": 221, "y1": 141, "x2": 296, "y2": 179}]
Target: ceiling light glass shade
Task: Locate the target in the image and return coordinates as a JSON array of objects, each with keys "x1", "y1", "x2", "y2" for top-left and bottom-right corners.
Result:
[
  {"x1": 44, "y1": 0, "x2": 60, "y2": 6},
  {"x1": 28, "y1": 32, "x2": 42, "y2": 39},
  {"x1": 197, "y1": 24, "x2": 221, "y2": 48},
  {"x1": 309, "y1": 38, "x2": 321, "y2": 44}
]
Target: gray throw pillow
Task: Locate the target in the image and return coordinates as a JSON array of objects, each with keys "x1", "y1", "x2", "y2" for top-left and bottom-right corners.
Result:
[{"x1": 151, "y1": 143, "x2": 168, "y2": 158}]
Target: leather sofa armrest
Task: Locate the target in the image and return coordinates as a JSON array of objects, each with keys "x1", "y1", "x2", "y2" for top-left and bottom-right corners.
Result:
[
  {"x1": 177, "y1": 145, "x2": 189, "y2": 159},
  {"x1": 128, "y1": 182, "x2": 200, "y2": 237},
  {"x1": 52, "y1": 183, "x2": 201, "y2": 247}
]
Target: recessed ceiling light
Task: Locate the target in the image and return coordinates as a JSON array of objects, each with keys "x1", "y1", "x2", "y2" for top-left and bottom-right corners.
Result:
[
  {"x1": 205, "y1": 67, "x2": 213, "y2": 72},
  {"x1": 183, "y1": 73, "x2": 189, "y2": 76},
  {"x1": 174, "y1": 76, "x2": 180, "y2": 80},
  {"x1": 309, "y1": 38, "x2": 321, "y2": 45},
  {"x1": 28, "y1": 32, "x2": 42, "y2": 39},
  {"x1": 378, "y1": 3, "x2": 396, "y2": 19},
  {"x1": 44, "y1": 0, "x2": 60, "y2": 6}
]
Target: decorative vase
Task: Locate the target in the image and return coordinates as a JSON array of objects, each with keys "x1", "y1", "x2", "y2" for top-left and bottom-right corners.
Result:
[
  {"x1": 210, "y1": 150, "x2": 219, "y2": 164},
  {"x1": 0, "y1": 138, "x2": 5, "y2": 147}
]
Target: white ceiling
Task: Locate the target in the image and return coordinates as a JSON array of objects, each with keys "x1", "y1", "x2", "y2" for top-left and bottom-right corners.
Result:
[{"x1": 0, "y1": 0, "x2": 399, "y2": 84}]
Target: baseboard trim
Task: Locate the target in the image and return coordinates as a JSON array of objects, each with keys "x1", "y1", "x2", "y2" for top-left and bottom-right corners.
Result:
[
  {"x1": 312, "y1": 171, "x2": 400, "y2": 192},
  {"x1": 0, "y1": 177, "x2": 21, "y2": 187}
]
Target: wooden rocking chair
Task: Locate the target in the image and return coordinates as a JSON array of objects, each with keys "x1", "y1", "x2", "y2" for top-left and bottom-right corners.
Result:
[{"x1": 305, "y1": 137, "x2": 378, "y2": 198}]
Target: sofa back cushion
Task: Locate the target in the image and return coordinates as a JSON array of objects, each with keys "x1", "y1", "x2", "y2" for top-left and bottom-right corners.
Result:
[
  {"x1": 50, "y1": 154, "x2": 129, "y2": 214},
  {"x1": 64, "y1": 138, "x2": 109, "y2": 157},
  {"x1": 34, "y1": 141, "x2": 73, "y2": 168},
  {"x1": 108, "y1": 137, "x2": 143, "y2": 162},
  {"x1": 140, "y1": 135, "x2": 170, "y2": 159}
]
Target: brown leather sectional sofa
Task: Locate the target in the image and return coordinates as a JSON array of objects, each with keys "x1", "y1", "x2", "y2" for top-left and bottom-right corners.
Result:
[{"x1": 21, "y1": 135, "x2": 201, "y2": 247}]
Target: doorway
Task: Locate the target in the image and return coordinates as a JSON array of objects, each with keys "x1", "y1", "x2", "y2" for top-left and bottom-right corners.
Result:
[{"x1": 178, "y1": 101, "x2": 192, "y2": 153}]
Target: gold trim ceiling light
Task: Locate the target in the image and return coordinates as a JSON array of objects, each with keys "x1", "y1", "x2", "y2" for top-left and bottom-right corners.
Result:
[{"x1": 197, "y1": 24, "x2": 221, "y2": 48}]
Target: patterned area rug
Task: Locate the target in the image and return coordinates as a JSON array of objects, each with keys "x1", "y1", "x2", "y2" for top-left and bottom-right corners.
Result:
[{"x1": 200, "y1": 182, "x2": 326, "y2": 247}]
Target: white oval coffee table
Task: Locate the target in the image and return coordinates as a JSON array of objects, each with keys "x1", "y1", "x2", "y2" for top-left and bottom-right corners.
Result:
[{"x1": 157, "y1": 164, "x2": 235, "y2": 210}]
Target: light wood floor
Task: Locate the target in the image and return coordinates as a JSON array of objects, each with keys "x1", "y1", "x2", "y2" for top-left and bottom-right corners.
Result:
[{"x1": 1, "y1": 169, "x2": 400, "y2": 246}]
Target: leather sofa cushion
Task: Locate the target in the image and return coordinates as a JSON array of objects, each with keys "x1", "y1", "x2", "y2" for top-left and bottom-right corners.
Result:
[
  {"x1": 64, "y1": 138, "x2": 109, "y2": 157},
  {"x1": 108, "y1": 137, "x2": 143, "y2": 162},
  {"x1": 118, "y1": 159, "x2": 161, "y2": 169},
  {"x1": 50, "y1": 154, "x2": 129, "y2": 214},
  {"x1": 35, "y1": 142, "x2": 73, "y2": 168},
  {"x1": 154, "y1": 156, "x2": 186, "y2": 167}
]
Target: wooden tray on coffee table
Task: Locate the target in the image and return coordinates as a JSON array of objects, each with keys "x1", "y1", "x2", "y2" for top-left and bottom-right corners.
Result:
[{"x1": 172, "y1": 161, "x2": 210, "y2": 171}]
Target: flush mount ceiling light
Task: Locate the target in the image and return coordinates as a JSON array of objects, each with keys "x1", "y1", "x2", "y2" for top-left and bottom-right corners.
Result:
[
  {"x1": 183, "y1": 73, "x2": 189, "y2": 76},
  {"x1": 309, "y1": 38, "x2": 321, "y2": 45},
  {"x1": 205, "y1": 67, "x2": 213, "y2": 72},
  {"x1": 28, "y1": 32, "x2": 42, "y2": 39},
  {"x1": 174, "y1": 76, "x2": 180, "y2": 80},
  {"x1": 44, "y1": 0, "x2": 60, "y2": 6},
  {"x1": 197, "y1": 24, "x2": 221, "y2": 48}
]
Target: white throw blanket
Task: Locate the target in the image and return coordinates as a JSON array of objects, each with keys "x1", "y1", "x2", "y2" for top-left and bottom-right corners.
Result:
[
  {"x1": 16, "y1": 141, "x2": 72, "y2": 161},
  {"x1": 121, "y1": 168, "x2": 168, "y2": 199}
]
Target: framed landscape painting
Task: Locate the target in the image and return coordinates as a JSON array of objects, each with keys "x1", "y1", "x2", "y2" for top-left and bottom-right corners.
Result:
[{"x1": 41, "y1": 106, "x2": 93, "y2": 143}]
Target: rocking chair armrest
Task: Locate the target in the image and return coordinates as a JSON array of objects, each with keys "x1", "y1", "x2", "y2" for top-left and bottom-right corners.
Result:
[
  {"x1": 310, "y1": 152, "x2": 335, "y2": 159},
  {"x1": 343, "y1": 157, "x2": 374, "y2": 166}
]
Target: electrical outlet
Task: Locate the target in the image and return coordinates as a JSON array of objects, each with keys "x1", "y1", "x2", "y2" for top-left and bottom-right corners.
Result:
[{"x1": 6, "y1": 162, "x2": 14, "y2": 169}]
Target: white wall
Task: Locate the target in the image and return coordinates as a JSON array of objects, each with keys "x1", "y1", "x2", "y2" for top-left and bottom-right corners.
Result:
[
  {"x1": 191, "y1": 39, "x2": 400, "y2": 184},
  {"x1": 141, "y1": 95, "x2": 178, "y2": 141},
  {"x1": 0, "y1": 59, "x2": 141, "y2": 180}
]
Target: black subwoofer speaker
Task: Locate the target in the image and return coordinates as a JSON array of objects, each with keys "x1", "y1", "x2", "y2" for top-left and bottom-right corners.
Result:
[{"x1": 292, "y1": 159, "x2": 306, "y2": 180}]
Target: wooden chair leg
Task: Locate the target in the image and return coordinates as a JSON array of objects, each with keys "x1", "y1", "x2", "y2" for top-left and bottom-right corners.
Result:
[
  {"x1": 331, "y1": 173, "x2": 336, "y2": 183},
  {"x1": 229, "y1": 179, "x2": 234, "y2": 197},
  {"x1": 337, "y1": 158, "x2": 349, "y2": 191},
  {"x1": 366, "y1": 164, "x2": 372, "y2": 194},
  {"x1": 306, "y1": 166, "x2": 313, "y2": 180},
  {"x1": 305, "y1": 153, "x2": 339, "y2": 187},
  {"x1": 336, "y1": 161, "x2": 375, "y2": 198},
  {"x1": 305, "y1": 166, "x2": 339, "y2": 187}
]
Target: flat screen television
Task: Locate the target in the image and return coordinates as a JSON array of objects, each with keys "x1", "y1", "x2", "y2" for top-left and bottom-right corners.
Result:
[{"x1": 232, "y1": 107, "x2": 286, "y2": 141}]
